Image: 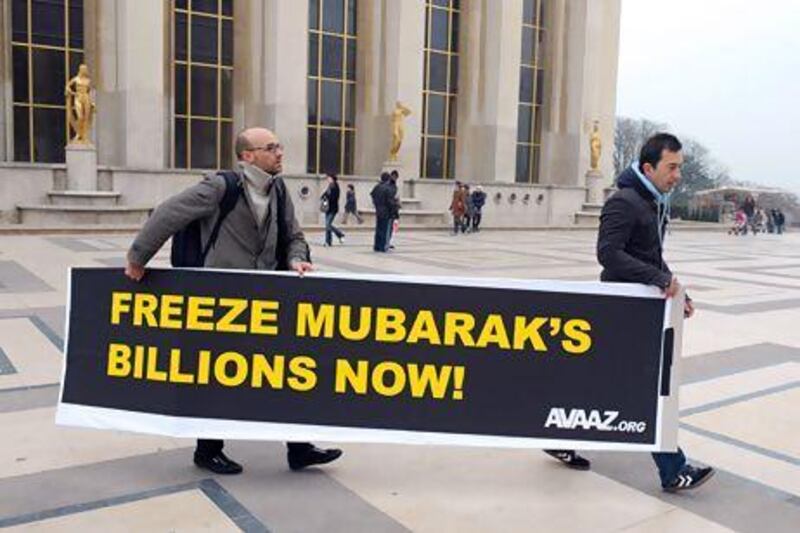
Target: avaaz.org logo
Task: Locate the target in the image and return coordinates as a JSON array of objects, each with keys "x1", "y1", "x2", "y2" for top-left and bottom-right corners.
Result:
[{"x1": 544, "y1": 407, "x2": 647, "y2": 433}]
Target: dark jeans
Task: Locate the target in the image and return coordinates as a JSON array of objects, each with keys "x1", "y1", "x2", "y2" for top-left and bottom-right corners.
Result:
[
  {"x1": 652, "y1": 448, "x2": 686, "y2": 486},
  {"x1": 374, "y1": 215, "x2": 390, "y2": 251},
  {"x1": 325, "y1": 212, "x2": 344, "y2": 245},
  {"x1": 342, "y1": 209, "x2": 363, "y2": 224},
  {"x1": 196, "y1": 439, "x2": 314, "y2": 458},
  {"x1": 472, "y1": 212, "x2": 482, "y2": 231}
]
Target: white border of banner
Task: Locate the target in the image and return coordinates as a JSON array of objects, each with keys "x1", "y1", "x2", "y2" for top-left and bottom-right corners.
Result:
[{"x1": 57, "y1": 267, "x2": 682, "y2": 452}]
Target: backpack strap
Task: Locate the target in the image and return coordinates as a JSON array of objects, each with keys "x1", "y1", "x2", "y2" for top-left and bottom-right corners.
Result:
[{"x1": 200, "y1": 170, "x2": 242, "y2": 263}]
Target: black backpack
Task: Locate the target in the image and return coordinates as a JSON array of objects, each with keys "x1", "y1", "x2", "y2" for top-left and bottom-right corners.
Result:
[{"x1": 170, "y1": 171, "x2": 242, "y2": 267}]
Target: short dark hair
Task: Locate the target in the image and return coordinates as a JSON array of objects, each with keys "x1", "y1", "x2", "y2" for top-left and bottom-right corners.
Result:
[
  {"x1": 390, "y1": 170, "x2": 399, "y2": 178},
  {"x1": 380, "y1": 172, "x2": 391, "y2": 182},
  {"x1": 638, "y1": 133, "x2": 682, "y2": 172},
  {"x1": 234, "y1": 130, "x2": 253, "y2": 159},
  {"x1": 327, "y1": 173, "x2": 338, "y2": 182}
]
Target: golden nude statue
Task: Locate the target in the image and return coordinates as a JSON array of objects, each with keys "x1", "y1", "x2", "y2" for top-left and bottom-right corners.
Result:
[
  {"x1": 589, "y1": 120, "x2": 601, "y2": 171},
  {"x1": 389, "y1": 101, "x2": 412, "y2": 161},
  {"x1": 65, "y1": 64, "x2": 96, "y2": 144}
]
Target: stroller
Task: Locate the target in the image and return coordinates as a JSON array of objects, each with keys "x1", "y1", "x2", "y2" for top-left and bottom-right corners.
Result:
[{"x1": 729, "y1": 210, "x2": 748, "y2": 235}]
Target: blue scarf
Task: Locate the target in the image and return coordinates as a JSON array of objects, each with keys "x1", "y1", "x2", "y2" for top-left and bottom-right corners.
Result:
[{"x1": 631, "y1": 162, "x2": 671, "y2": 246}]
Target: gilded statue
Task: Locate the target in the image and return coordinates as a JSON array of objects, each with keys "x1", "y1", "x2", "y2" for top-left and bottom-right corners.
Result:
[
  {"x1": 389, "y1": 101, "x2": 412, "y2": 161},
  {"x1": 65, "y1": 64, "x2": 96, "y2": 144},
  {"x1": 589, "y1": 120, "x2": 601, "y2": 171}
]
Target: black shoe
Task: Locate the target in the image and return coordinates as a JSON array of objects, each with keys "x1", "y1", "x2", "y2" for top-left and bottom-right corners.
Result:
[
  {"x1": 544, "y1": 449, "x2": 591, "y2": 470},
  {"x1": 193, "y1": 452, "x2": 243, "y2": 475},
  {"x1": 287, "y1": 446, "x2": 343, "y2": 471},
  {"x1": 663, "y1": 465, "x2": 715, "y2": 492}
]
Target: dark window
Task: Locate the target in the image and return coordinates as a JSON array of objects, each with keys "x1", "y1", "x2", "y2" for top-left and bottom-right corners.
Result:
[
  {"x1": 221, "y1": 0, "x2": 232, "y2": 17},
  {"x1": 449, "y1": 56, "x2": 459, "y2": 91},
  {"x1": 421, "y1": 0, "x2": 459, "y2": 178},
  {"x1": 519, "y1": 67, "x2": 533, "y2": 103},
  {"x1": 346, "y1": 39, "x2": 357, "y2": 81},
  {"x1": 522, "y1": 26, "x2": 534, "y2": 65},
  {"x1": 515, "y1": 145, "x2": 530, "y2": 183},
  {"x1": 32, "y1": 48, "x2": 65, "y2": 105},
  {"x1": 191, "y1": 14, "x2": 218, "y2": 64},
  {"x1": 320, "y1": 128, "x2": 341, "y2": 174},
  {"x1": 220, "y1": 122, "x2": 232, "y2": 168},
  {"x1": 321, "y1": 35, "x2": 344, "y2": 79},
  {"x1": 307, "y1": 128, "x2": 318, "y2": 172},
  {"x1": 12, "y1": 48, "x2": 29, "y2": 104},
  {"x1": 222, "y1": 19, "x2": 233, "y2": 65},
  {"x1": 308, "y1": 0, "x2": 356, "y2": 174},
  {"x1": 308, "y1": 80, "x2": 318, "y2": 123},
  {"x1": 523, "y1": 0, "x2": 535, "y2": 25},
  {"x1": 321, "y1": 80, "x2": 342, "y2": 127},
  {"x1": 425, "y1": 137, "x2": 444, "y2": 178},
  {"x1": 175, "y1": 117, "x2": 187, "y2": 167},
  {"x1": 309, "y1": 0, "x2": 319, "y2": 29},
  {"x1": 192, "y1": 0, "x2": 218, "y2": 15},
  {"x1": 190, "y1": 119, "x2": 217, "y2": 168},
  {"x1": 430, "y1": 9, "x2": 448, "y2": 51},
  {"x1": 426, "y1": 94, "x2": 446, "y2": 136},
  {"x1": 322, "y1": 0, "x2": 345, "y2": 33},
  {"x1": 175, "y1": 12, "x2": 187, "y2": 61},
  {"x1": 12, "y1": 0, "x2": 84, "y2": 162},
  {"x1": 31, "y1": 0, "x2": 65, "y2": 46},
  {"x1": 33, "y1": 107, "x2": 66, "y2": 163},
  {"x1": 13, "y1": 107, "x2": 31, "y2": 161},
  {"x1": 69, "y1": 0, "x2": 84, "y2": 48},
  {"x1": 191, "y1": 66, "x2": 218, "y2": 116},
  {"x1": 517, "y1": 105, "x2": 532, "y2": 143},
  {"x1": 428, "y1": 52, "x2": 448, "y2": 93},
  {"x1": 309, "y1": 34, "x2": 319, "y2": 77},
  {"x1": 221, "y1": 69, "x2": 232, "y2": 118},
  {"x1": 175, "y1": 64, "x2": 187, "y2": 115},
  {"x1": 12, "y1": 0, "x2": 28, "y2": 42}
]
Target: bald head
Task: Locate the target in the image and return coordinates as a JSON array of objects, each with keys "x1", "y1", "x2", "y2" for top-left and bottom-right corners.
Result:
[
  {"x1": 235, "y1": 127, "x2": 284, "y2": 175},
  {"x1": 235, "y1": 128, "x2": 277, "y2": 159}
]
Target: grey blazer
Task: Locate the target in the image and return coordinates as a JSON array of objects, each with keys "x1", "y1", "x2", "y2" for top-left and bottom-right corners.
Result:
[{"x1": 128, "y1": 171, "x2": 310, "y2": 271}]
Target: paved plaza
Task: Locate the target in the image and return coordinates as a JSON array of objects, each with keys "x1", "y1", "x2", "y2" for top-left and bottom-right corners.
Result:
[{"x1": 0, "y1": 228, "x2": 797, "y2": 532}]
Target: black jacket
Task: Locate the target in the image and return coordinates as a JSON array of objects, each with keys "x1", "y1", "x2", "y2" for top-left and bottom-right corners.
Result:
[
  {"x1": 370, "y1": 181, "x2": 393, "y2": 219},
  {"x1": 597, "y1": 166, "x2": 672, "y2": 289},
  {"x1": 322, "y1": 182, "x2": 340, "y2": 215},
  {"x1": 387, "y1": 180, "x2": 400, "y2": 219}
]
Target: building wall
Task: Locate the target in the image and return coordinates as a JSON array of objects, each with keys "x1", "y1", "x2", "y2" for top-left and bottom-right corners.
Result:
[{"x1": 0, "y1": 0, "x2": 622, "y2": 226}]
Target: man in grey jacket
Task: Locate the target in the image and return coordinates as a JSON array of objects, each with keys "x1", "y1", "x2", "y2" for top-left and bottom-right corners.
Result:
[{"x1": 125, "y1": 127, "x2": 343, "y2": 475}]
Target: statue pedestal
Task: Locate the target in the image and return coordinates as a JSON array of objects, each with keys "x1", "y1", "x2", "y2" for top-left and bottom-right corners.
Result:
[
  {"x1": 585, "y1": 169, "x2": 605, "y2": 204},
  {"x1": 66, "y1": 144, "x2": 98, "y2": 191},
  {"x1": 381, "y1": 160, "x2": 404, "y2": 176}
]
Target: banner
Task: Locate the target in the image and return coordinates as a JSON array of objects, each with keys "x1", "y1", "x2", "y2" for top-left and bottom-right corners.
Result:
[{"x1": 57, "y1": 268, "x2": 683, "y2": 451}]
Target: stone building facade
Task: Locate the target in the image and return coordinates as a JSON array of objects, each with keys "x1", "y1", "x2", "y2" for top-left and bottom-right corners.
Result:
[{"x1": 0, "y1": 0, "x2": 621, "y2": 227}]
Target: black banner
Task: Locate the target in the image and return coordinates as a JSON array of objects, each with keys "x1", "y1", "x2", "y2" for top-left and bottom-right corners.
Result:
[{"x1": 58, "y1": 268, "x2": 681, "y2": 450}]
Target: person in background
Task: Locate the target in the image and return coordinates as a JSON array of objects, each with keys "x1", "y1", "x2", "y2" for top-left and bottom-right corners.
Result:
[
  {"x1": 321, "y1": 173, "x2": 345, "y2": 246},
  {"x1": 341, "y1": 183, "x2": 364, "y2": 225},
  {"x1": 471, "y1": 186, "x2": 487, "y2": 232}
]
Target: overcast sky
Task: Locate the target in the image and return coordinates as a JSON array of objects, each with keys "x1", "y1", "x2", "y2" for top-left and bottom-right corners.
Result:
[{"x1": 616, "y1": 0, "x2": 800, "y2": 194}]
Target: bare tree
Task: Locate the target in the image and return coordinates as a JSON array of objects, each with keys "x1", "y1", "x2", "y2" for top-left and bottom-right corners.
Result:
[{"x1": 613, "y1": 117, "x2": 666, "y2": 176}]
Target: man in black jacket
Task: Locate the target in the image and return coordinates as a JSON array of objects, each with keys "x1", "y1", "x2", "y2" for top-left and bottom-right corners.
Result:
[
  {"x1": 371, "y1": 172, "x2": 393, "y2": 252},
  {"x1": 548, "y1": 133, "x2": 714, "y2": 492}
]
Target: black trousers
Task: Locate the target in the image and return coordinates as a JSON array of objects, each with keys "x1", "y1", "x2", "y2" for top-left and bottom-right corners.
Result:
[
  {"x1": 374, "y1": 215, "x2": 390, "y2": 251},
  {"x1": 196, "y1": 439, "x2": 313, "y2": 457}
]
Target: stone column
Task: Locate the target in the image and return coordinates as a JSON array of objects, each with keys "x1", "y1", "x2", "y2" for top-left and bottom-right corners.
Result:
[
  {"x1": 354, "y1": 0, "x2": 425, "y2": 178},
  {"x1": 453, "y1": 0, "x2": 523, "y2": 183},
  {"x1": 235, "y1": 0, "x2": 308, "y2": 175},
  {"x1": 538, "y1": 0, "x2": 620, "y2": 187},
  {"x1": 95, "y1": 0, "x2": 168, "y2": 168}
]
